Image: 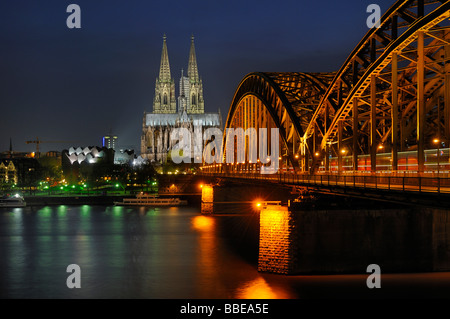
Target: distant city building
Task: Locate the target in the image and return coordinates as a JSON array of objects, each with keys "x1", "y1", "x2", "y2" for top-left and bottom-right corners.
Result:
[
  {"x1": 62, "y1": 146, "x2": 147, "y2": 167},
  {"x1": 0, "y1": 138, "x2": 34, "y2": 159},
  {"x1": 141, "y1": 35, "x2": 222, "y2": 164},
  {"x1": 114, "y1": 149, "x2": 147, "y2": 166},
  {"x1": 0, "y1": 160, "x2": 17, "y2": 184},
  {"x1": 0, "y1": 151, "x2": 34, "y2": 159},
  {"x1": 0, "y1": 158, "x2": 40, "y2": 187},
  {"x1": 103, "y1": 135, "x2": 118, "y2": 150},
  {"x1": 114, "y1": 149, "x2": 135, "y2": 165},
  {"x1": 45, "y1": 151, "x2": 61, "y2": 158},
  {"x1": 62, "y1": 146, "x2": 114, "y2": 182},
  {"x1": 63, "y1": 146, "x2": 113, "y2": 165}
]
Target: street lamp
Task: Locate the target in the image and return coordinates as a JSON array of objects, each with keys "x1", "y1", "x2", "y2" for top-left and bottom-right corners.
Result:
[{"x1": 433, "y1": 138, "x2": 440, "y2": 175}]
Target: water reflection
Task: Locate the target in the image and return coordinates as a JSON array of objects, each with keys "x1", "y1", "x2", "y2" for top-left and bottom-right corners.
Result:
[
  {"x1": 2, "y1": 205, "x2": 450, "y2": 298},
  {"x1": 235, "y1": 277, "x2": 290, "y2": 299},
  {"x1": 191, "y1": 215, "x2": 215, "y2": 232},
  {"x1": 191, "y1": 215, "x2": 219, "y2": 297},
  {"x1": 190, "y1": 214, "x2": 293, "y2": 299}
]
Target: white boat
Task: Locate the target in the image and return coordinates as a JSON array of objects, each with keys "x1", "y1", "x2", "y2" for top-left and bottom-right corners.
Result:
[
  {"x1": 0, "y1": 194, "x2": 26, "y2": 208},
  {"x1": 114, "y1": 193, "x2": 188, "y2": 207}
]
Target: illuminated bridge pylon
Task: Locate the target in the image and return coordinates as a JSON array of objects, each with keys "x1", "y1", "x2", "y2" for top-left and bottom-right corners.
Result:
[{"x1": 220, "y1": 0, "x2": 450, "y2": 175}]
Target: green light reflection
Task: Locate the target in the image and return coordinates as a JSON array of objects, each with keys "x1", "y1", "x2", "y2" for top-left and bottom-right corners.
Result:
[
  {"x1": 39, "y1": 206, "x2": 52, "y2": 217},
  {"x1": 57, "y1": 205, "x2": 67, "y2": 217}
]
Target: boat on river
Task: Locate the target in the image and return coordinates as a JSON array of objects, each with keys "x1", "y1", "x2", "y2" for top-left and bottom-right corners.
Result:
[
  {"x1": 0, "y1": 194, "x2": 26, "y2": 208},
  {"x1": 114, "y1": 193, "x2": 188, "y2": 207}
]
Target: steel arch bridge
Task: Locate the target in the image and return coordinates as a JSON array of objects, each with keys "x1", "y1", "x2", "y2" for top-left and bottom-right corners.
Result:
[{"x1": 207, "y1": 0, "x2": 450, "y2": 177}]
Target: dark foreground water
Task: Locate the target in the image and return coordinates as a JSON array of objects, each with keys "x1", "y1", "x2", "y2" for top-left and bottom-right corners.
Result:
[{"x1": 1, "y1": 204, "x2": 450, "y2": 299}]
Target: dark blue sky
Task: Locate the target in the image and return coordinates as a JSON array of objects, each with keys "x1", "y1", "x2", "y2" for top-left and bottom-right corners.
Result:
[{"x1": 0, "y1": 0, "x2": 395, "y2": 153}]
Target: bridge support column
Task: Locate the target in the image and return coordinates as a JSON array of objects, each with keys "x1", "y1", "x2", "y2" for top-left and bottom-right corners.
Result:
[
  {"x1": 325, "y1": 144, "x2": 330, "y2": 172},
  {"x1": 392, "y1": 52, "x2": 399, "y2": 171},
  {"x1": 258, "y1": 204, "x2": 299, "y2": 274},
  {"x1": 201, "y1": 184, "x2": 214, "y2": 214},
  {"x1": 258, "y1": 202, "x2": 450, "y2": 275},
  {"x1": 370, "y1": 74, "x2": 377, "y2": 173},
  {"x1": 338, "y1": 120, "x2": 343, "y2": 173},
  {"x1": 353, "y1": 98, "x2": 359, "y2": 172},
  {"x1": 417, "y1": 31, "x2": 425, "y2": 173},
  {"x1": 325, "y1": 103, "x2": 330, "y2": 172},
  {"x1": 302, "y1": 141, "x2": 309, "y2": 173},
  {"x1": 445, "y1": 44, "x2": 450, "y2": 145},
  {"x1": 401, "y1": 117, "x2": 407, "y2": 152}
]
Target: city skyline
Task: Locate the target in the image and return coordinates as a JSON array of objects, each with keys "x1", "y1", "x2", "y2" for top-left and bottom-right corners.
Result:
[
  {"x1": 1, "y1": 0, "x2": 450, "y2": 304},
  {"x1": 0, "y1": 0, "x2": 394, "y2": 154}
]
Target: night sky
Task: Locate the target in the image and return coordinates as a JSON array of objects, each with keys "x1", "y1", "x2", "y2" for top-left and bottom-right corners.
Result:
[{"x1": 0, "y1": 0, "x2": 395, "y2": 154}]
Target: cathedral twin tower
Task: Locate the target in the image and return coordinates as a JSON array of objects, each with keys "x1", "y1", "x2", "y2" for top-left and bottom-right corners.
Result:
[
  {"x1": 153, "y1": 34, "x2": 204, "y2": 114},
  {"x1": 141, "y1": 35, "x2": 222, "y2": 164}
]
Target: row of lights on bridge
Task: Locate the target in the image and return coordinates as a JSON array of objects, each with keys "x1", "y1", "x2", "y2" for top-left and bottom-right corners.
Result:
[
  {"x1": 312, "y1": 137, "x2": 443, "y2": 157},
  {"x1": 201, "y1": 137, "x2": 443, "y2": 169},
  {"x1": 200, "y1": 157, "x2": 277, "y2": 169}
]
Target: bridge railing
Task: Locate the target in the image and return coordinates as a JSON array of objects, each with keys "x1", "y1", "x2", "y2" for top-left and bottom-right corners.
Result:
[{"x1": 200, "y1": 172, "x2": 450, "y2": 194}]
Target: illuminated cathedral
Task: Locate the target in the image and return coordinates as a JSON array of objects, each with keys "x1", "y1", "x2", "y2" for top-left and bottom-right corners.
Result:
[{"x1": 141, "y1": 35, "x2": 222, "y2": 164}]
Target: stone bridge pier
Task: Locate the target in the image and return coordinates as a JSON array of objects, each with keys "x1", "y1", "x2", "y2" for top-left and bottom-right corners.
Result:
[{"x1": 258, "y1": 202, "x2": 450, "y2": 275}]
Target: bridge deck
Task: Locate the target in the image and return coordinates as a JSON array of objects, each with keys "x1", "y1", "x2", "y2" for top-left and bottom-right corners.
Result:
[{"x1": 200, "y1": 172, "x2": 450, "y2": 195}]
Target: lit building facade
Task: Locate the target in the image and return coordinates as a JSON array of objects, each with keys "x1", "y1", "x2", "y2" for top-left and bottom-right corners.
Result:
[
  {"x1": 103, "y1": 135, "x2": 118, "y2": 150},
  {"x1": 141, "y1": 35, "x2": 222, "y2": 164},
  {"x1": 0, "y1": 160, "x2": 17, "y2": 184}
]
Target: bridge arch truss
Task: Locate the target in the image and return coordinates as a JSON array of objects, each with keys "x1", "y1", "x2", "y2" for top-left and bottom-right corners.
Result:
[{"x1": 218, "y1": 0, "x2": 450, "y2": 175}]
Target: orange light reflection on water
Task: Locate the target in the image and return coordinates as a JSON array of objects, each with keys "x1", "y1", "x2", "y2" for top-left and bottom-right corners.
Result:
[
  {"x1": 235, "y1": 277, "x2": 291, "y2": 299},
  {"x1": 191, "y1": 215, "x2": 215, "y2": 232}
]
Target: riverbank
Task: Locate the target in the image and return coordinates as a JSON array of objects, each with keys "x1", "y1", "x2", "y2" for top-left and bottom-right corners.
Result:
[{"x1": 23, "y1": 194, "x2": 202, "y2": 206}]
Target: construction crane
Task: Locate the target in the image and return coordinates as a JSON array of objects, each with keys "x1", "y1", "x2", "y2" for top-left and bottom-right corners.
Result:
[{"x1": 25, "y1": 137, "x2": 78, "y2": 158}]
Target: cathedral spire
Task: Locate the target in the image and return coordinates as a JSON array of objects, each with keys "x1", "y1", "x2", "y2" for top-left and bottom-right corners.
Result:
[
  {"x1": 153, "y1": 34, "x2": 176, "y2": 114},
  {"x1": 188, "y1": 34, "x2": 199, "y2": 82},
  {"x1": 159, "y1": 34, "x2": 171, "y2": 82}
]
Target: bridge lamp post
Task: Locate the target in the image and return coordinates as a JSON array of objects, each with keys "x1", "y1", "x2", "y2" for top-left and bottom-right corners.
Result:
[
  {"x1": 295, "y1": 154, "x2": 299, "y2": 173},
  {"x1": 339, "y1": 149, "x2": 348, "y2": 174},
  {"x1": 278, "y1": 156, "x2": 282, "y2": 171},
  {"x1": 375, "y1": 144, "x2": 384, "y2": 171},
  {"x1": 314, "y1": 152, "x2": 321, "y2": 172},
  {"x1": 433, "y1": 138, "x2": 440, "y2": 175}
]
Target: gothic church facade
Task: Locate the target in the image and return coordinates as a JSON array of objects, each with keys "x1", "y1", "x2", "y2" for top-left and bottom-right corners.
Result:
[{"x1": 141, "y1": 35, "x2": 222, "y2": 164}]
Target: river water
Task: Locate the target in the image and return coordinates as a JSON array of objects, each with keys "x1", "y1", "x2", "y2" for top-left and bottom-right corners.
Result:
[{"x1": 1, "y1": 204, "x2": 450, "y2": 299}]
